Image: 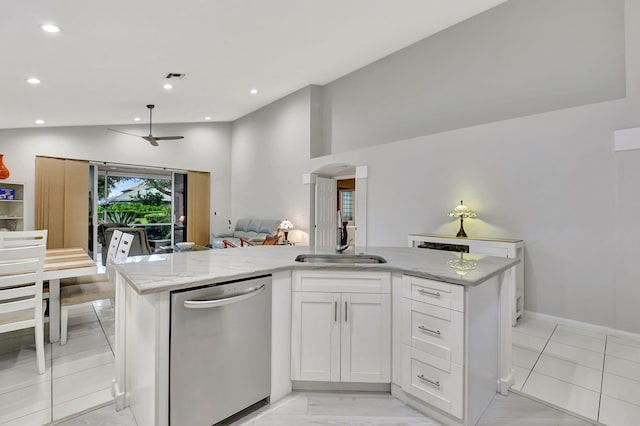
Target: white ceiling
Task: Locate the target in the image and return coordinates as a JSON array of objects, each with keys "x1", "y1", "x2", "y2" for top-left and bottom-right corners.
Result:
[{"x1": 1, "y1": 0, "x2": 507, "y2": 130}]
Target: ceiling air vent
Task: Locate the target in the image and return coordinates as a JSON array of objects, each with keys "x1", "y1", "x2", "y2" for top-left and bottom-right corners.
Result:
[{"x1": 165, "y1": 73, "x2": 186, "y2": 80}]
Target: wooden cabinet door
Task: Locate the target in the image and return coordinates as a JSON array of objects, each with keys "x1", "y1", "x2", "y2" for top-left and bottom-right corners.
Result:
[
  {"x1": 340, "y1": 293, "x2": 391, "y2": 383},
  {"x1": 291, "y1": 291, "x2": 341, "y2": 382}
]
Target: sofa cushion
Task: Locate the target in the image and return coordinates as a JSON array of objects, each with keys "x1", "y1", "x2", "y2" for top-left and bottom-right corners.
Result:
[
  {"x1": 211, "y1": 218, "x2": 282, "y2": 248},
  {"x1": 235, "y1": 218, "x2": 251, "y2": 232}
]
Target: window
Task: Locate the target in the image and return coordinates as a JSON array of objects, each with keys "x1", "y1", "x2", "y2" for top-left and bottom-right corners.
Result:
[{"x1": 341, "y1": 190, "x2": 353, "y2": 221}]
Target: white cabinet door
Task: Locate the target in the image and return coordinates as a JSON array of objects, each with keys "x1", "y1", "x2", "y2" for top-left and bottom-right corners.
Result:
[
  {"x1": 291, "y1": 292, "x2": 341, "y2": 381},
  {"x1": 341, "y1": 293, "x2": 391, "y2": 383}
]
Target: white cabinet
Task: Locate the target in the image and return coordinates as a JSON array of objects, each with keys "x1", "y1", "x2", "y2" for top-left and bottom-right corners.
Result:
[
  {"x1": 0, "y1": 182, "x2": 24, "y2": 231},
  {"x1": 401, "y1": 275, "x2": 464, "y2": 419},
  {"x1": 396, "y1": 273, "x2": 502, "y2": 426},
  {"x1": 291, "y1": 271, "x2": 391, "y2": 383},
  {"x1": 408, "y1": 233, "x2": 524, "y2": 325}
]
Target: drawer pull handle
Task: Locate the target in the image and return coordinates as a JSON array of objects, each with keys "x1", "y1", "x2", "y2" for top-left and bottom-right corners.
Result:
[
  {"x1": 417, "y1": 288, "x2": 441, "y2": 298},
  {"x1": 418, "y1": 325, "x2": 441, "y2": 336},
  {"x1": 417, "y1": 374, "x2": 440, "y2": 388}
]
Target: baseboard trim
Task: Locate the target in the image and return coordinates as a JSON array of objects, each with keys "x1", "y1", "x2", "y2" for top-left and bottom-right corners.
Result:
[
  {"x1": 523, "y1": 310, "x2": 640, "y2": 342},
  {"x1": 292, "y1": 381, "x2": 390, "y2": 392}
]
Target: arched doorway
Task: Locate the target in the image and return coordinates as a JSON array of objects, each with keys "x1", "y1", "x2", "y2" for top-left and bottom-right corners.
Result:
[{"x1": 303, "y1": 163, "x2": 368, "y2": 248}]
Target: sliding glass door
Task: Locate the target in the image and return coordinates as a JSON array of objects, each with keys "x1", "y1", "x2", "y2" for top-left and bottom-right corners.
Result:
[{"x1": 89, "y1": 163, "x2": 187, "y2": 263}]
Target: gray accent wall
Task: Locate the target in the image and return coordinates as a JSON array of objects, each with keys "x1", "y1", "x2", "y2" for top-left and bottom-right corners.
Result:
[
  {"x1": 300, "y1": 0, "x2": 639, "y2": 332},
  {"x1": 231, "y1": 87, "x2": 313, "y2": 244},
  {"x1": 317, "y1": 0, "x2": 626, "y2": 156}
]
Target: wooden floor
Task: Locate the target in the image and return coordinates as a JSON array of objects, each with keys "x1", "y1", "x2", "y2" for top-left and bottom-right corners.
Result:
[{"x1": 57, "y1": 391, "x2": 593, "y2": 425}]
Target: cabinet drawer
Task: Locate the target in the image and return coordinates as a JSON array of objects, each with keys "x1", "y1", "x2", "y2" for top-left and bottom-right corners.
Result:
[
  {"x1": 402, "y1": 299, "x2": 463, "y2": 365},
  {"x1": 402, "y1": 345, "x2": 463, "y2": 419},
  {"x1": 402, "y1": 275, "x2": 463, "y2": 312},
  {"x1": 469, "y1": 245, "x2": 509, "y2": 257},
  {"x1": 293, "y1": 271, "x2": 390, "y2": 293}
]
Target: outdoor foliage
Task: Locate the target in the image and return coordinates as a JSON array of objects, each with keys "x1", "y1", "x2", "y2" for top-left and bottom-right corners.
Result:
[
  {"x1": 133, "y1": 191, "x2": 166, "y2": 206},
  {"x1": 98, "y1": 202, "x2": 172, "y2": 240}
]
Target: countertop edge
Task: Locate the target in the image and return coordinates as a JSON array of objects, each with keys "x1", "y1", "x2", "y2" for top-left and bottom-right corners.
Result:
[{"x1": 119, "y1": 254, "x2": 520, "y2": 296}]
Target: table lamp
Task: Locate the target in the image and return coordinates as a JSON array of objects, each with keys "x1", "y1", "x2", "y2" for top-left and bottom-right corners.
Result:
[
  {"x1": 279, "y1": 219, "x2": 294, "y2": 243},
  {"x1": 448, "y1": 200, "x2": 477, "y2": 238}
]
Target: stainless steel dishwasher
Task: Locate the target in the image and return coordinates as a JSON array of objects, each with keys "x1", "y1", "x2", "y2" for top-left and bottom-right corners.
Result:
[{"x1": 170, "y1": 275, "x2": 271, "y2": 425}]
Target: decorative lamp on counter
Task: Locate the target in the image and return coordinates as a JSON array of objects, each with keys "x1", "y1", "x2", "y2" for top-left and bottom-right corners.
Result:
[
  {"x1": 279, "y1": 219, "x2": 294, "y2": 243},
  {"x1": 448, "y1": 200, "x2": 476, "y2": 238}
]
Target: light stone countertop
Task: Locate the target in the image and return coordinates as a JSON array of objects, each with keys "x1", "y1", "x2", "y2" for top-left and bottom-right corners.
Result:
[{"x1": 115, "y1": 246, "x2": 519, "y2": 295}]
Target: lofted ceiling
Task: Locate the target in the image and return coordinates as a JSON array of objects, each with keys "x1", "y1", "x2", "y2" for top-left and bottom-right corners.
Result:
[{"x1": 0, "y1": 0, "x2": 507, "y2": 130}]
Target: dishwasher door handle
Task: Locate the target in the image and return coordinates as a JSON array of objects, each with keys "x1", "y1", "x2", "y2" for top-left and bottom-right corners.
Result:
[{"x1": 183, "y1": 284, "x2": 266, "y2": 309}]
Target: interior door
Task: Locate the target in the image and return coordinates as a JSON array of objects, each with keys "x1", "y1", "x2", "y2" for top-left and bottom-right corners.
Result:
[{"x1": 315, "y1": 176, "x2": 337, "y2": 247}]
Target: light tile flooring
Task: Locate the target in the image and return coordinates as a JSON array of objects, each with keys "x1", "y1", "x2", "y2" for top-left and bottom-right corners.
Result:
[
  {"x1": 0, "y1": 300, "x2": 115, "y2": 425},
  {"x1": 5, "y1": 306, "x2": 638, "y2": 425},
  {"x1": 513, "y1": 316, "x2": 640, "y2": 425},
  {"x1": 59, "y1": 391, "x2": 591, "y2": 426}
]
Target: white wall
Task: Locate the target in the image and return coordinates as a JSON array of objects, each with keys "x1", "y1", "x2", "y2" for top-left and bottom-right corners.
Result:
[
  {"x1": 320, "y1": 0, "x2": 626, "y2": 155},
  {"x1": 230, "y1": 87, "x2": 313, "y2": 244},
  {"x1": 299, "y1": 0, "x2": 640, "y2": 332},
  {"x1": 0, "y1": 122, "x2": 232, "y2": 234}
]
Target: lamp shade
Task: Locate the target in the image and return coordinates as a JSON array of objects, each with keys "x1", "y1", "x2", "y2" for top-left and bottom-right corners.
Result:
[
  {"x1": 279, "y1": 219, "x2": 294, "y2": 230},
  {"x1": 448, "y1": 200, "x2": 477, "y2": 219}
]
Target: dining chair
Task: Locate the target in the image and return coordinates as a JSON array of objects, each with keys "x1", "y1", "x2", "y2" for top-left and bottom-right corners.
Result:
[
  {"x1": 59, "y1": 232, "x2": 133, "y2": 345},
  {"x1": 0, "y1": 244, "x2": 47, "y2": 374},
  {"x1": 239, "y1": 235, "x2": 280, "y2": 246}
]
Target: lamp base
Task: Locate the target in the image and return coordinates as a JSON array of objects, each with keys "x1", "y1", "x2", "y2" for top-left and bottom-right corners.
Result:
[{"x1": 456, "y1": 218, "x2": 468, "y2": 238}]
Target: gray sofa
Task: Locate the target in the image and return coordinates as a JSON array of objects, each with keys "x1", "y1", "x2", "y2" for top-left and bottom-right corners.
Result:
[{"x1": 211, "y1": 218, "x2": 281, "y2": 249}]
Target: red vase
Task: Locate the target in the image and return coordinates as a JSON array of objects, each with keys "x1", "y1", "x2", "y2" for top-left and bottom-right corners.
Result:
[{"x1": 0, "y1": 155, "x2": 9, "y2": 180}]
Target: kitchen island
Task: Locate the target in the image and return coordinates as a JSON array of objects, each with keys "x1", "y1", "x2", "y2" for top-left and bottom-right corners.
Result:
[{"x1": 113, "y1": 246, "x2": 518, "y2": 426}]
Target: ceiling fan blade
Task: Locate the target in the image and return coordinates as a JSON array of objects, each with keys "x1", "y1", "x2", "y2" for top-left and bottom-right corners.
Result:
[
  {"x1": 108, "y1": 128, "x2": 143, "y2": 138},
  {"x1": 153, "y1": 136, "x2": 184, "y2": 140},
  {"x1": 142, "y1": 136, "x2": 160, "y2": 146}
]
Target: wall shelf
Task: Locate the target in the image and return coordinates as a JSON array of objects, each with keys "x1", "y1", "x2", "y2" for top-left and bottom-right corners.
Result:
[{"x1": 0, "y1": 182, "x2": 24, "y2": 231}]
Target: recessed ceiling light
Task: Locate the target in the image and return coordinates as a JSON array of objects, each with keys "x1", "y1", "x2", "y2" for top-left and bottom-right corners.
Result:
[
  {"x1": 40, "y1": 23, "x2": 61, "y2": 33},
  {"x1": 133, "y1": 117, "x2": 141, "y2": 121},
  {"x1": 35, "y1": 119, "x2": 45, "y2": 125},
  {"x1": 250, "y1": 88, "x2": 258, "y2": 95},
  {"x1": 163, "y1": 83, "x2": 173, "y2": 90},
  {"x1": 204, "y1": 116, "x2": 212, "y2": 120},
  {"x1": 26, "y1": 77, "x2": 41, "y2": 85}
]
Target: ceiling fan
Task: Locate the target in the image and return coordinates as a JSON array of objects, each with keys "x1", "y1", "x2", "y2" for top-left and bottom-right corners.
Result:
[{"x1": 108, "y1": 104, "x2": 184, "y2": 146}]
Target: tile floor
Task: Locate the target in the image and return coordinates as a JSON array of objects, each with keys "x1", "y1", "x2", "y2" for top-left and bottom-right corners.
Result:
[
  {"x1": 0, "y1": 299, "x2": 115, "y2": 425},
  {"x1": 513, "y1": 316, "x2": 640, "y2": 425},
  {"x1": 58, "y1": 391, "x2": 591, "y2": 426},
  {"x1": 4, "y1": 306, "x2": 638, "y2": 425}
]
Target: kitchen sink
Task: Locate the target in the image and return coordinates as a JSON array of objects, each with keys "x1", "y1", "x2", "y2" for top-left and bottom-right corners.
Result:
[{"x1": 294, "y1": 254, "x2": 387, "y2": 264}]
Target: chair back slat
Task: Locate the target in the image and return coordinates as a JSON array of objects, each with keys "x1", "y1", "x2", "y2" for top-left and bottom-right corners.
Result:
[
  {"x1": 115, "y1": 233, "x2": 134, "y2": 261},
  {"x1": 0, "y1": 270, "x2": 38, "y2": 289},
  {"x1": 105, "y1": 230, "x2": 123, "y2": 263},
  {"x1": 0, "y1": 297, "x2": 36, "y2": 314},
  {"x1": 0, "y1": 230, "x2": 48, "y2": 249},
  {"x1": 0, "y1": 283, "x2": 36, "y2": 299}
]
